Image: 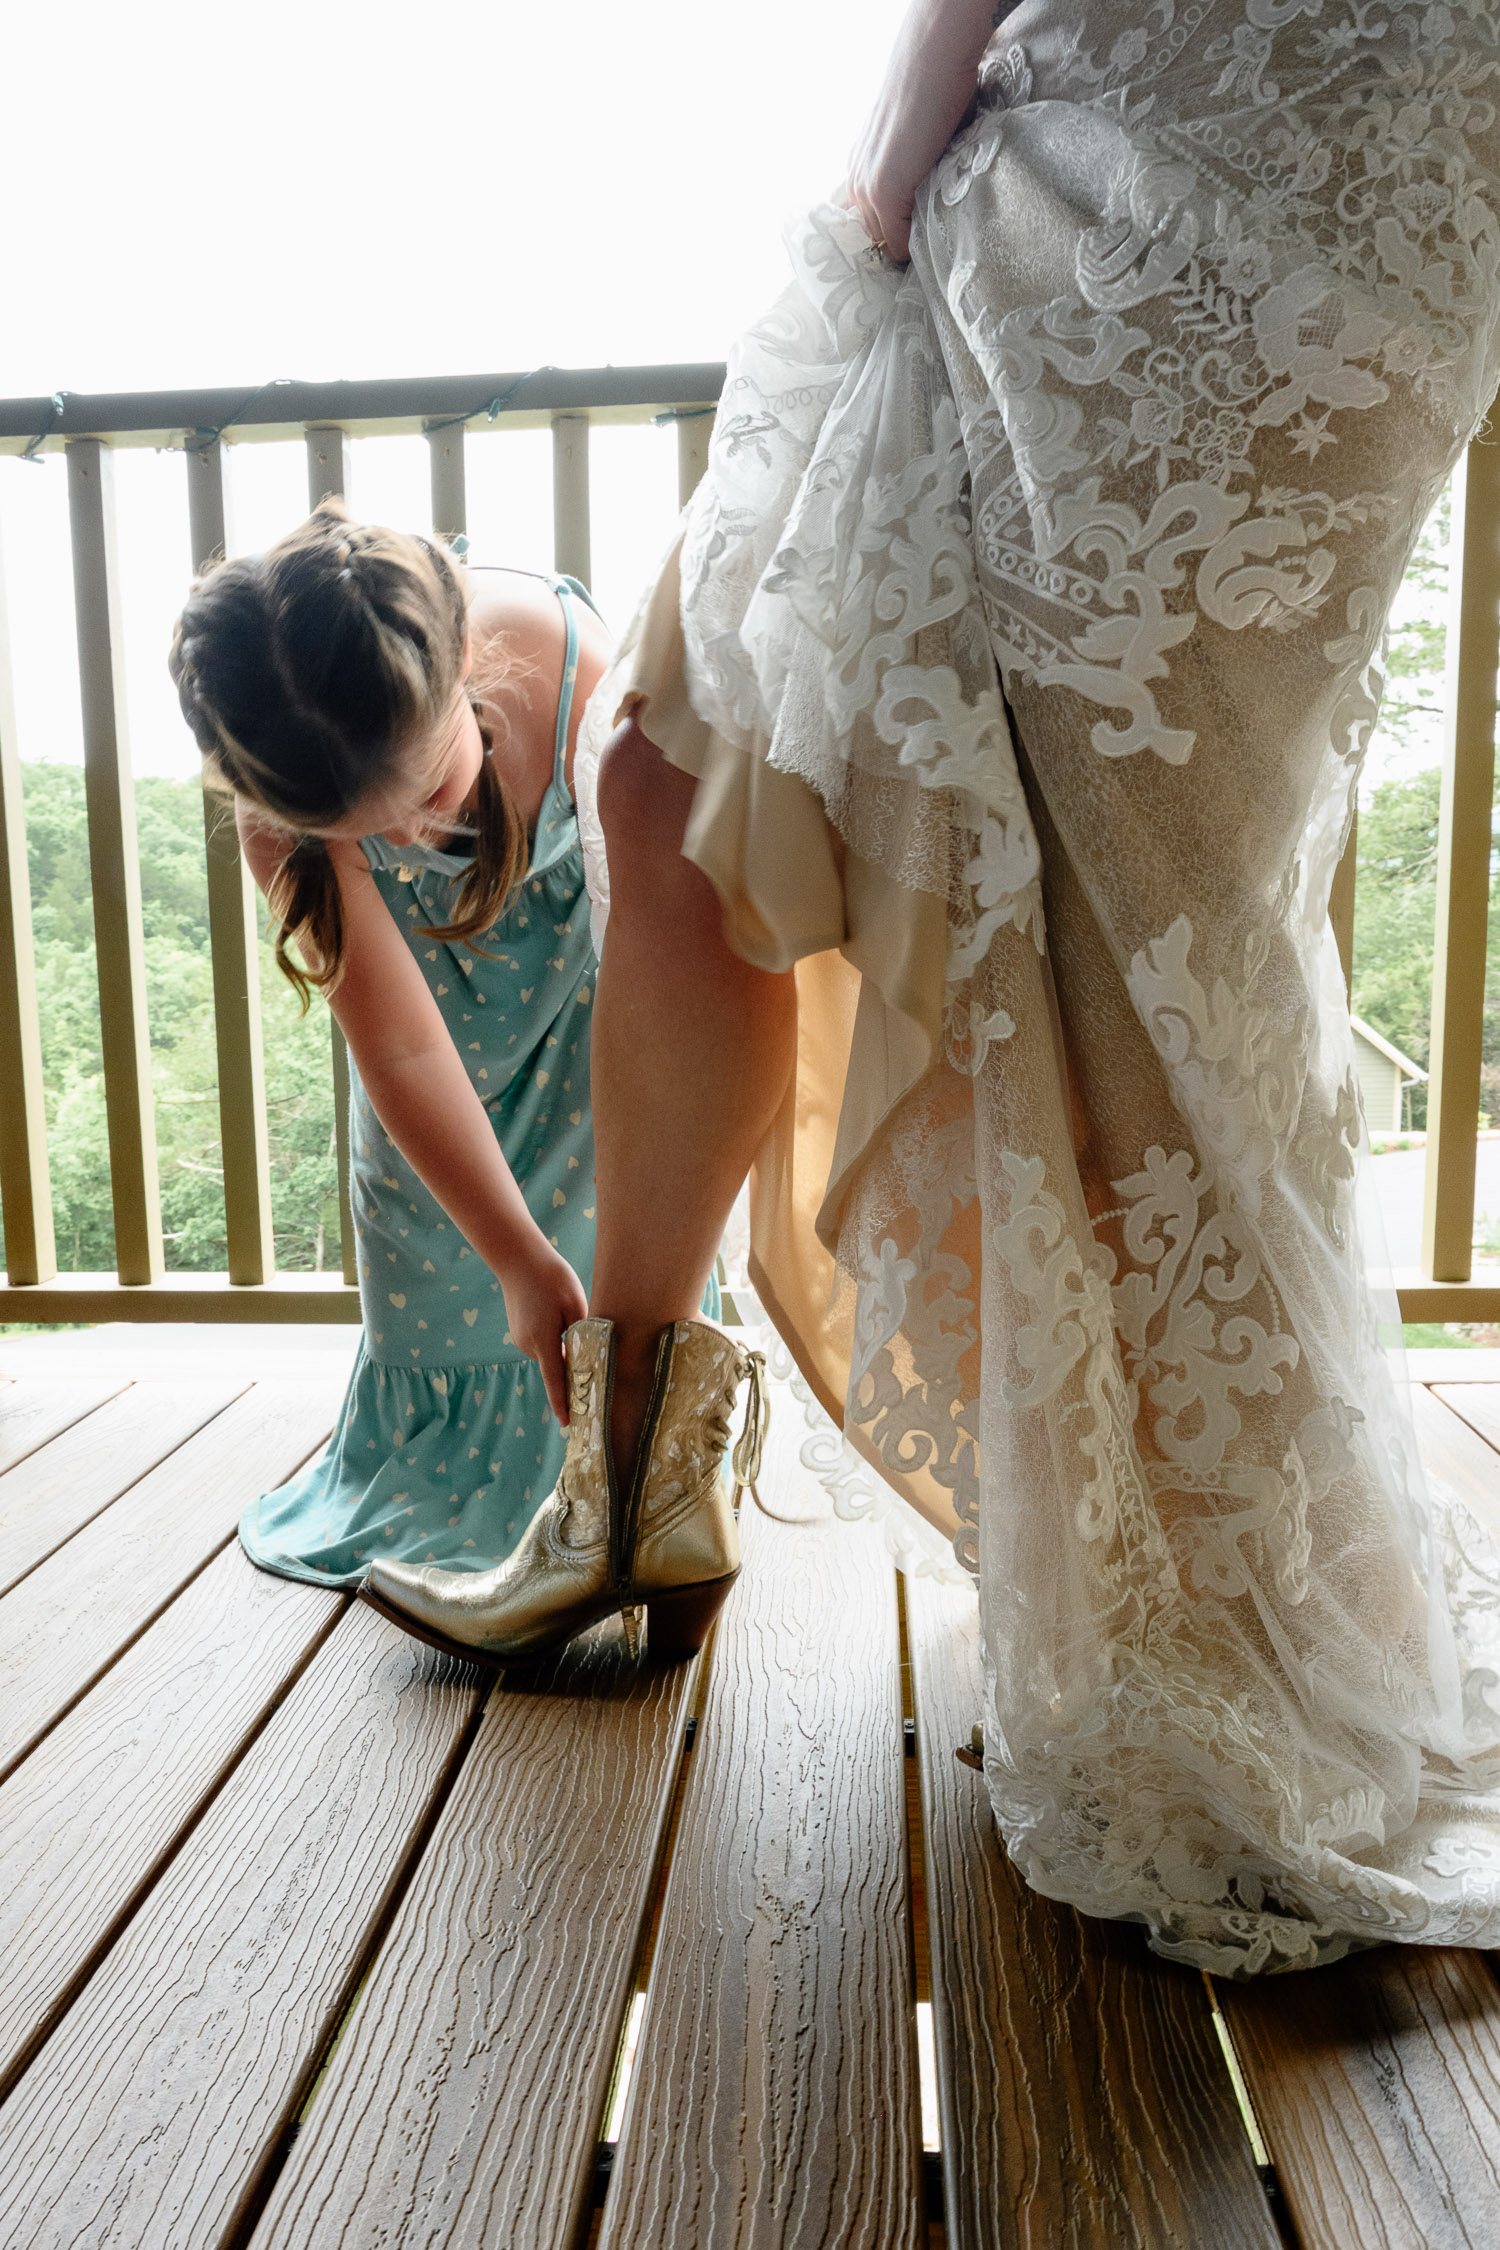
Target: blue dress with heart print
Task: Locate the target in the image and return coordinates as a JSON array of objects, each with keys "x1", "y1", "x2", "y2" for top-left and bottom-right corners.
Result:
[{"x1": 240, "y1": 572, "x2": 605, "y2": 1587}]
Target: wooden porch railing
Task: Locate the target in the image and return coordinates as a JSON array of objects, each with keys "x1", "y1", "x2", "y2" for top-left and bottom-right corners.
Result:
[
  {"x1": 0, "y1": 369, "x2": 719, "y2": 1320},
  {"x1": 1324, "y1": 422, "x2": 1500, "y2": 1324},
  {"x1": 0, "y1": 372, "x2": 1494, "y2": 1324}
]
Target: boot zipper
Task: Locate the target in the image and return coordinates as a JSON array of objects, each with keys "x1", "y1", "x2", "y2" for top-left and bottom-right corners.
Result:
[
  {"x1": 600, "y1": 1330, "x2": 623, "y2": 1587},
  {"x1": 616, "y1": 1325, "x2": 675, "y2": 1591}
]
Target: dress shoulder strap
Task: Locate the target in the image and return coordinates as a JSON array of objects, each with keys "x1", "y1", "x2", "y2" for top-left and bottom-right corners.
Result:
[{"x1": 542, "y1": 572, "x2": 602, "y2": 794}]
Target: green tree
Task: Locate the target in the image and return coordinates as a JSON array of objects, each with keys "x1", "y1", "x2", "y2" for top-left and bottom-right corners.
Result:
[
  {"x1": 1375, "y1": 488, "x2": 1447, "y2": 753},
  {"x1": 2, "y1": 763, "x2": 340, "y2": 1274},
  {"x1": 1351, "y1": 767, "x2": 1441, "y2": 1121},
  {"x1": 1349, "y1": 482, "x2": 1500, "y2": 1138}
]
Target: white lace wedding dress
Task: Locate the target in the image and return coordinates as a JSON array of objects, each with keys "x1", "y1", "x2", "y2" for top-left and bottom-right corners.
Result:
[{"x1": 579, "y1": 0, "x2": 1500, "y2": 1972}]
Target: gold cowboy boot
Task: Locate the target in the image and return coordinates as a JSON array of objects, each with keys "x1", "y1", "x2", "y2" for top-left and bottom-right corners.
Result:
[{"x1": 360, "y1": 1316, "x2": 767, "y2": 1663}]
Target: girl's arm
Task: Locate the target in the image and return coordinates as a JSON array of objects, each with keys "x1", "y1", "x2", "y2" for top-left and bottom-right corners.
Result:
[
  {"x1": 239, "y1": 805, "x2": 587, "y2": 1424},
  {"x1": 847, "y1": 0, "x2": 1011, "y2": 262}
]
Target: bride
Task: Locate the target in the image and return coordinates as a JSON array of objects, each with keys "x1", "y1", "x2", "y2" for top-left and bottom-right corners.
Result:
[{"x1": 369, "y1": 0, "x2": 1500, "y2": 1975}]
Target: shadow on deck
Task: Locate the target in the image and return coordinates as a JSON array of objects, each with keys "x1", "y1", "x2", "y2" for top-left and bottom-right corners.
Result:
[{"x1": 0, "y1": 1325, "x2": 1497, "y2": 2249}]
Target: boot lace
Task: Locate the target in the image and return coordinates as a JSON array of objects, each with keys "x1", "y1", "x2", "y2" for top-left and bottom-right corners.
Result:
[{"x1": 730, "y1": 1349, "x2": 770, "y2": 1510}]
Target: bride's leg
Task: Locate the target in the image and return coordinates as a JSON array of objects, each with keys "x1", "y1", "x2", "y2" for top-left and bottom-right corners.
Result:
[{"x1": 590, "y1": 718, "x2": 797, "y2": 1474}]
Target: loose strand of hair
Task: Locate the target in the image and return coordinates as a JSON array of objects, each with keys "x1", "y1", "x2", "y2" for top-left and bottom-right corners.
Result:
[
  {"x1": 416, "y1": 727, "x2": 529, "y2": 951},
  {"x1": 268, "y1": 838, "x2": 345, "y2": 1010}
]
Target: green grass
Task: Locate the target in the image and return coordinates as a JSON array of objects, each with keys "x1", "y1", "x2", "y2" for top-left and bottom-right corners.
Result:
[{"x1": 0, "y1": 1322, "x2": 95, "y2": 1339}]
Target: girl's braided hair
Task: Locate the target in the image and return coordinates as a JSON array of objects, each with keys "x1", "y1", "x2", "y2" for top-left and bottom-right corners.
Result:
[{"x1": 169, "y1": 499, "x2": 526, "y2": 1005}]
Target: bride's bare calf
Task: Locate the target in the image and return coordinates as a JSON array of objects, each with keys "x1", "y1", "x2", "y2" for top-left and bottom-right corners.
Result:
[{"x1": 588, "y1": 718, "x2": 796, "y2": 1472}]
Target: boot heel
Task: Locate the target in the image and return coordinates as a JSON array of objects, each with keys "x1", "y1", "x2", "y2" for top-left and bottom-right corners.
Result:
[{"x1": 645, "y1": 1570, "x2": 739, "y2": 1656}]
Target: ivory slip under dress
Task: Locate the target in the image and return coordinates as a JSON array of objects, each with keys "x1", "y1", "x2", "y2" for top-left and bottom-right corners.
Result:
[{"x1": 242, "y1": 571, "x2": 603, "y2": 1587}]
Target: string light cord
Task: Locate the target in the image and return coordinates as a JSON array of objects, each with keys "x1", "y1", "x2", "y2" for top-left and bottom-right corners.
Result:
[
  {"x1": 19, "y1": 392, "x2": 69, "y2": 463},
  {"x1": 422, "y1": 366, "x2": 560, "y2": 440},
  {"x1": 185, "y1": 376, "x2": 298, "y2": 456},
  {"x1": 13, "y1": 364, "x2": 661, "y2": 468}
]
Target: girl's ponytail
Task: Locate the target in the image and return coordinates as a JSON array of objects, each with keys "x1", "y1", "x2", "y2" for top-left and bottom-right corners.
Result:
[
  {"x1": 416, "y1": 714, "x2": 528, "y2": 954},
  {"x1": 268, "y1": 837, "x2": 344, "y2": 1011}
]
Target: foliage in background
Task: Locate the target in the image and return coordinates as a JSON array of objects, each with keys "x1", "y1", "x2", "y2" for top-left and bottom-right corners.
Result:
[
  {"x1": 1373, "y1": 489, "x2": 1448, "y2": 752},
  {"x1": 1351, "y1": 489, "x2": 1500, "y2": 1133},
  {"x1": 10, "y1": 763, "x2": 339, "y2": 1273},
  {"x1": 1352, "y1": 768, "x2": 1443, "y2": 1122}
]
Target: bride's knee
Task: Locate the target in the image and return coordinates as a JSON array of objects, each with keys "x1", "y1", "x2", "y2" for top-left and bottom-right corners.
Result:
[{"x1": 597, "y1": 718, "x2": 694, "y2": 855}]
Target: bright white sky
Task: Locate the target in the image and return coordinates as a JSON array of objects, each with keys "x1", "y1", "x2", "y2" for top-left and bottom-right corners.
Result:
[
  {"x1": 0, "y1": 0, "x2": 908, "y2": 778},
  {"x1": 0, "y1": 0, "x2": 1445, "y2": 794}
]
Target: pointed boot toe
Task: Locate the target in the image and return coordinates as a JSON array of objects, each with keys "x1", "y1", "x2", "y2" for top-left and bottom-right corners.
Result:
[
  {"x1": 365, "y1": 1556, "x2": 433, "y2": 1606},
  {"x1": 361, "y1": 1514, "x2": 612, "y2": 1663},
  {"x1": 360, "y1": 1555, "x2": 503, "y2": 1662},
  {"x1": 358, "y1": 1319, "x2": 618, "y2": 1662}
]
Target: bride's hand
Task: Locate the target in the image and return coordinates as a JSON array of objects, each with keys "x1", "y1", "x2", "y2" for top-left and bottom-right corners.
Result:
[{"x1": 845, "y1": 0, "x2": 1003, "y2": 263}]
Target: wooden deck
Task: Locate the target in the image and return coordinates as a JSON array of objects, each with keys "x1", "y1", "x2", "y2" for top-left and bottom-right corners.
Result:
[{"x1": 1, "y1": 1327, "x2": 1498, "y2": 2250}]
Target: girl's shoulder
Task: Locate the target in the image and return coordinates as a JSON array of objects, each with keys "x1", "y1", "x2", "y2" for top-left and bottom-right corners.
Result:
[
  {"x1": 465, "y1": 566, "x2": 566, "y2": 662},
  {"x1": 466, "y1": 568, "x2": 611, "y2": 799}
]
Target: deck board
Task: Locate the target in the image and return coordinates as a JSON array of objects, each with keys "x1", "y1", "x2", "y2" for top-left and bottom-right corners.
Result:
[
  {"x1": 1429, "y1": 1382, "x2": 1500, "y2": 1482},
  {"x1": 1221, "y1": 1946, "x2": 1500, "y2": 2250},
  {"x1": 907, "y1": 1574, "x2": 1279, "y2": 2250},
  {"x1": 0, "y1": 1370, "x2": 342, "y2": 1785},
  {"x1": 254, "y1": 1618, "x2": 699, "y2": 2250},
  {"x1": 0, "y1": 1372, "x2": 248, "y2": 1596},
  {"x1": 0, "y1": 1600, "x2": 484, "y2": 2250},
  {"x1": 600, "y1": 1424, "x2": 925, "y2": 2250},
  {"x1": 0, "y1": 1343, "x2": 1494, "y2": 2250},
  {"x1": 1207, "y1": 1382, "x2": 1500, "y2": 2250},
  {"x1": 0, "y1": 1544, "x2": 340, "y2": 2100},
  {"x1": 0, "y1": 1371, "x2": 129, "y2": 1476},
  {"x1": 1414, "y1": 1384, "x2": 1500, "y2": 1540}
]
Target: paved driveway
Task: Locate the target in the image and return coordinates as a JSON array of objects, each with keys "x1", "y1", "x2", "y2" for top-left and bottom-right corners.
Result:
[{"x1": 1369, "y1": 1139, "x2": 1500, "y2": 1269}]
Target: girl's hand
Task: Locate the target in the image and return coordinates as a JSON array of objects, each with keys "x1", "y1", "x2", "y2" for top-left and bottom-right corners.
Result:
[
  {"x1": 846, "y1": 0, "x2": 1001, "y2": 263},
  {"x1": 501, "y1": 1236, "x2": 589, "y2": 1428}
]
